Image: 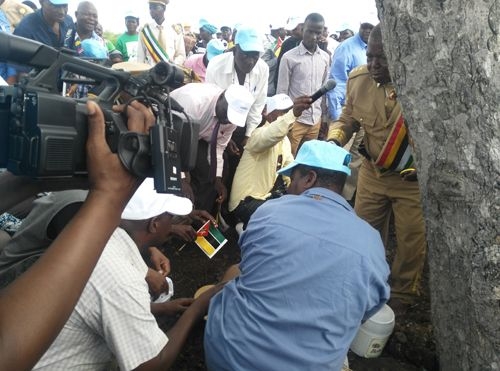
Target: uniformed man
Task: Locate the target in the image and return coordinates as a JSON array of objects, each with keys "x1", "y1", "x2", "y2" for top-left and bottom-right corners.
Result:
[
  {"x1": 327, "y1": 24, "x2": 427, "y2": 313},
  {"x1": 136, "y1": 0, "x2": 186, "y2": 66},
  {"x1": 0, "y1": 0, "x2": 33, "y2": 31}
]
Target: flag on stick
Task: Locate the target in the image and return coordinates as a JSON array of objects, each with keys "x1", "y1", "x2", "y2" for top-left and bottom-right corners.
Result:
[{"x1": 195, "y1": 220, "x2": 227, "y2": 258}]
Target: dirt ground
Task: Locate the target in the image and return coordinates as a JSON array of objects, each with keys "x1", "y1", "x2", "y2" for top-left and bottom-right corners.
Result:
[{"x1": 161, "y1": 223, "x2": 440, "y2": 371}]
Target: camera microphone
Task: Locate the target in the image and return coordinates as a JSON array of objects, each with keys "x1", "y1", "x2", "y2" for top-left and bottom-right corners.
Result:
[{"x1": 310, "y1": 79, "x2": 336, "y2": 103}]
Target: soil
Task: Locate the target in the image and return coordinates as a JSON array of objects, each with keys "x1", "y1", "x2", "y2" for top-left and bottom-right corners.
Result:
[{"x1": 161, "y1": 223, "x2": 440, "y2": 371}]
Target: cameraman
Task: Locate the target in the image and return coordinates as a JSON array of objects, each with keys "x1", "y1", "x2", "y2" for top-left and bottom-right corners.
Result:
[{"x1": 0, "y1": 101, "x2": 150, "y2": 369}]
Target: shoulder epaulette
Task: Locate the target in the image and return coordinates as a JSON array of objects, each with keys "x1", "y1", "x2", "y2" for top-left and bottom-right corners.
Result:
[{"x1": 348, "y1": 65, "x2": 369, "y2": 79}]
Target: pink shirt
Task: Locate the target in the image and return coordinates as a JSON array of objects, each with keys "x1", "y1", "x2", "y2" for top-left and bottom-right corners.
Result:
[
  {"x1": 184, "y1": 53, "x2": 207, "y2": 81},
  {"x1": 170, "y1": 83, "x2": 237, "y2": 177}
]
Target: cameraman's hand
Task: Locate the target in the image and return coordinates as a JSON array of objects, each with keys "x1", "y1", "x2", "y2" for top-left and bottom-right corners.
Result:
[
  {"x1": 214, "y1": 177, "x2": 227, "y2": 204},
  {"x1": 292, "y1": 96, "x2": 312, "y2": 118},
  {"x1": 86, "y1": 101, "x2": 154, "y2": 200}
]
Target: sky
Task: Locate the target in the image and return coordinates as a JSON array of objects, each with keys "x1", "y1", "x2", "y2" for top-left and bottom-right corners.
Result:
[{"x1": 33, "y1": 0, "x2": 379, "y2": 35}]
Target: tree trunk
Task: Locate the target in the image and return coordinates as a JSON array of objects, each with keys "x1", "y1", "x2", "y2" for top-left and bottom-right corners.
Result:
[{"x1": 375, "y1": 0, "x2": 500, "y2": 369}]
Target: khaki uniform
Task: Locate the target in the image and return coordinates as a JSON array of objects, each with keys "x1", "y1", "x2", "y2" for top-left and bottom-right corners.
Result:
[
  {"x1": 328, "y1": 65, "x2": 427, "y2": 300},
  {"x1": 0, "y1": 0, "x2": 33, "y2": 31}
]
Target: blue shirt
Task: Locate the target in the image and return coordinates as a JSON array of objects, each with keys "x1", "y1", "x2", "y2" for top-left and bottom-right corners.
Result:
[
  {"x1": 327, "y1": 33, "x2": 368, "y2": 120},
  {"x1": 13, "y1": 9, "x2": 74, "y2": 49},
  {"x1": 205, "y1": 187, "x2": 390, "y2": 371},
  {"x1": 0, "y1": 10, "x2": 16, "y2": 81}
]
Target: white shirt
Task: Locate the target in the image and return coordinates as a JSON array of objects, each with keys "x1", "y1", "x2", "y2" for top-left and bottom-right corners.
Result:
[
  {"x1": 137, "y1": 20, "x2": 186, "y2": 66},
  {"x1": 205, "y1": 52, "x2": 269, "y2": 137},
  {"x1": 34, "y1": 228, "x2": 168, "y2": 371}
]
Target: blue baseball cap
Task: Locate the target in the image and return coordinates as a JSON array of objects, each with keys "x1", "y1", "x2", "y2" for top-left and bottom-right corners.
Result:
[
  {"x1": 234, "y1": 26, "x2": 264, "y2": 53},
  {"x1": 48, "y1": 0, "x2": 69, "y2": 5},
  {"x1": 81, "y1": 39, "x2": 108, "y2": 59},
  {"x1": 206, "y1": 39, "x2": 225, "y2": 61},
  {"x1": 278, "y1": 140, "x2": 352, "y2": 176},
  {"x1": 199, "y1": 19, "x2": 218, "y2": 34}
]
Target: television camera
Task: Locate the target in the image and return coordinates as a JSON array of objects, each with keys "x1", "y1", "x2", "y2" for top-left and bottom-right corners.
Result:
[{"x1": 0, "y1": 33, "x2": 199, "y2": 194}]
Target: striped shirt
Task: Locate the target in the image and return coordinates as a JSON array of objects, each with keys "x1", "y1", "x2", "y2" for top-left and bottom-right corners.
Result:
[{"x1": 277, "y1": 42, "x2": 330, "y2": 125}]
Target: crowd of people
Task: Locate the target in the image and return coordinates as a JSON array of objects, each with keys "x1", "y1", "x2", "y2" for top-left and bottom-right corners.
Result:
[{"x1": 0, "y1": 0, "x2": 429, "y2": 369}]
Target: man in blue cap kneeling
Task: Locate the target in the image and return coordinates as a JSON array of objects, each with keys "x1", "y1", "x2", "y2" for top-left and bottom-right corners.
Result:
[{"x1": 204, "y1": 140, "x2": 391, "y2": 370}]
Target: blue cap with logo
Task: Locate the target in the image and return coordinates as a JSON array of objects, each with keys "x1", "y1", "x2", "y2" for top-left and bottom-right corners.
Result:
[
  {"x1": 235, "y1": 26, "x2": 264, "y2": 53},
  {"x1": 278, "y1": 140, "x2": 352, "y2": 176}
]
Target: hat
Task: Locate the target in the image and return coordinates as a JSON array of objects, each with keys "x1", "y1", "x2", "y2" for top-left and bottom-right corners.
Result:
[
  {"x1": 122, "y1": 178, "x2": 193, "y2": 220},
  {"x1": 112, "y1": 61, "x2": 152, "y2": 75},
  {"x1": 149, "y1": 0, "x2": 169, "y2": 5},
  {"x1": 124, "y1": 11, "x2": 139, "y2": 20},
  {"x1": 278, "y1": 140, "x2": 352, "y2": 176},
  {"x1": 285, "y1": 16, "x2": 302, "y2": 31},
  {"x1": 48, "y1": 0, "x2": 69, "y2": 4},
  {"x1": 199, "y1": 19, "x2": 218, "y2": 35},
  {"x1": 206, "y1": 39, "x2": 225, "y2": 61},
  {"x1": 224, "y1": 84, "x2": 255, "y2": 127},
  {"x1": 234, "y1": 26, "x2": 264, "y2": 53},
  {"x1": 266, "y1": 94, "x2": 293, "y2": 113}
]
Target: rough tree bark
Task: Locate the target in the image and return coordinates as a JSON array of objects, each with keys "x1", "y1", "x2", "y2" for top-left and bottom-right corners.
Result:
[{"x1": 375, "y1": 0, "x2": 500, "y2": 369}]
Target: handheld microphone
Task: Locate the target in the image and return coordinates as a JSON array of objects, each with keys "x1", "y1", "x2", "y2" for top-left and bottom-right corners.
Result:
[{"x1": 310, "y1": 79, "x2": 336, "y2": 102}]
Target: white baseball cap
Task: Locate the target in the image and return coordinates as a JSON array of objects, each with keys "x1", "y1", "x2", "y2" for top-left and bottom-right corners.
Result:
[
  {"x1": 266, "y1": 94, "x2": 293, "y2": 113},
  {"x1": 285, "y1": 16, "x2": 303, "y2": 31},
  {"x1": 224, "y1": 84, "x2": 255, "y2": 127},
  {"x1": 122, "y1": 178, "x2": 192, "y2": 220}
]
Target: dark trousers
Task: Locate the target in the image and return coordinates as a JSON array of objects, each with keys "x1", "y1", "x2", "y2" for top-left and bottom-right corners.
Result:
[{"x1": 190, "y1": 140, "x2": 217, "y2": 214}]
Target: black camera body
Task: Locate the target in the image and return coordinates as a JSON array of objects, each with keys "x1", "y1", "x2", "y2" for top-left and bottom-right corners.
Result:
[{"x1": 0, "y1": 33, "x2": 199, "y2": 194}]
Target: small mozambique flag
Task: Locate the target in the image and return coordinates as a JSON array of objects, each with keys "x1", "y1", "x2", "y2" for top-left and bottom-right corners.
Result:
[{"x1": 195, "y1": 221, "x2": 227, "y2": 258}]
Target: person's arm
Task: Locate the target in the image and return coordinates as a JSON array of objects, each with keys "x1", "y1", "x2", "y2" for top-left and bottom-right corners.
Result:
[
  {"x1": 134, "y1": 283, "x2": 224, "y2": 371},
  {"x1": 148, "y1": 247, "x2": 170, "y2": 276},
  {"x1": 244, "y1": 62, "x2": 269, "y2": 137},
  {"x1": 150, "y1": 298, "x2": 194, "y2": 317},
  {"x1": 248, "y1": 97, "x2": 312, "y2": 153},
  {"x1": 212, "y1": 124, "x2": 236, "y2": 203},
  {"x1": 327, "y1": 78, "x2": 361, "y2": 146},
  {"x1": 0, "y1": 101, "x2": 154, "y2": 370}
]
